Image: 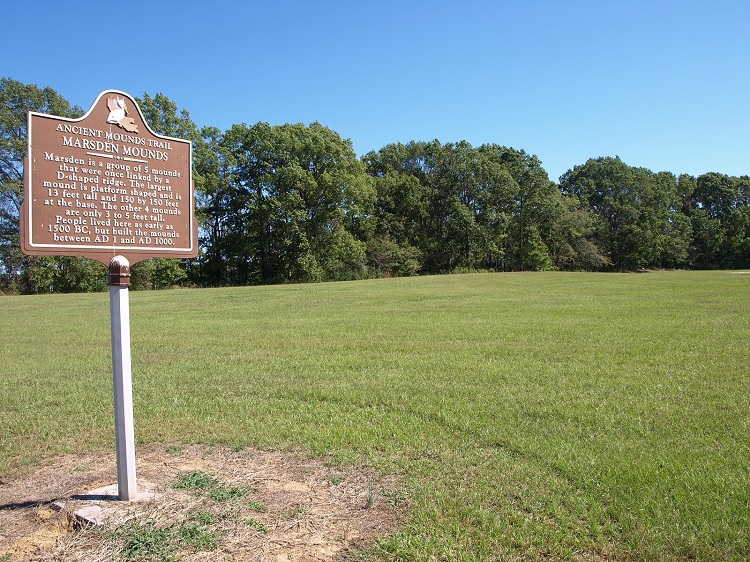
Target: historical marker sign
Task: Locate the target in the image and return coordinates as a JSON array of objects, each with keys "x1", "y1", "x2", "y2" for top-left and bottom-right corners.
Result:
[
  {"x1": 19, "y1": 90, "x2": 198, "y2": 500},
  {"x1": 21, "y1": 90, "x2": 197, "y2": 265}
]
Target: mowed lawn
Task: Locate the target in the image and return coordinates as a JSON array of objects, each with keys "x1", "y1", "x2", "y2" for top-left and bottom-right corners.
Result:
[{"x1": 1, "y1": 271, "x2": 748, "y2": 560}]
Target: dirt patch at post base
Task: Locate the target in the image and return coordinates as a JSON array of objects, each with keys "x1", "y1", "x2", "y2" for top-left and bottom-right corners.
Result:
[{"x1": 0, "y1": 445, "x2": 404, "y2": 561}]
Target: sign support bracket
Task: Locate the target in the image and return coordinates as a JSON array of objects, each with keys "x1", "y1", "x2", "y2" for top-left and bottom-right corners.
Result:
[{"x1": 109, "y1": 255, "x2": 136, "y2": 501}]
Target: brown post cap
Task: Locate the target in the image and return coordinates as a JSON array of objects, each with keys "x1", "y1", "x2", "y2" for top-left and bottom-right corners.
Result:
[{"x1": 109, "y1": 255, "x2": 131, "y2": 287}]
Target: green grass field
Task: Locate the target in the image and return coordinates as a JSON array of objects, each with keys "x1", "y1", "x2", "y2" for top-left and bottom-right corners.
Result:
[{"x1": 1, "y1": 271, "x2": 748, "y2": 560}]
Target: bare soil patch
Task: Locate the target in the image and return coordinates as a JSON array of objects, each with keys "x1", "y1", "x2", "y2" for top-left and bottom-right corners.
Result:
[{"x1": 0, "y1": 445, "x2": 403, "y2": 561}]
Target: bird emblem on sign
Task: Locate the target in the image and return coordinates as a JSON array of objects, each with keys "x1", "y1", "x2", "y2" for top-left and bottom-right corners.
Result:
[{"x1": 106, "y1": 96, "x2": 139, "y2": 133}]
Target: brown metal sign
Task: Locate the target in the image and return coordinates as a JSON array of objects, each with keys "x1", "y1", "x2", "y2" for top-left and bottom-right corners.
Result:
[{"x1": 20, "y1": 90, "x2": 198, "y2": 265}]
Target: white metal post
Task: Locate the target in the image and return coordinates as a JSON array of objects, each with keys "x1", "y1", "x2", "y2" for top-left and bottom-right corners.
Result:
[{"x1": 109, "y1": 256, "x2": 136, "y2": 501}]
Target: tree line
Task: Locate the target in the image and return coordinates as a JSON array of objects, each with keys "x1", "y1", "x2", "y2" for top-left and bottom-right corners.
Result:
[{"x1": 1, "y1": 78, "x2": 749, "y2": 293}]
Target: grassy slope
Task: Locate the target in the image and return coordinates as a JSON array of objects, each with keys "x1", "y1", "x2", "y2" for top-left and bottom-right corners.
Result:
[{"x1": 1, "y1": 271, "x2": 748, "y2": 560}]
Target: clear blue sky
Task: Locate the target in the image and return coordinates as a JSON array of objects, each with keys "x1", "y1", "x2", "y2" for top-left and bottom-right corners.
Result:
[{"x1": 4, "y1": 0, "x2": 749, "y2": 182}]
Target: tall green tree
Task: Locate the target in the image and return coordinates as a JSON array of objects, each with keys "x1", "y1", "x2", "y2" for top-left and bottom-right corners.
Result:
[
  {"x1": 560, "y1": 157, "x2": 690, "y2": 271},
  {"x1": 424, "y1": 141, "x2": 485, "y2": 271},
  {"x1": 136, "y1": 92, "x2": 201, "y2": 142},
  {"x1": 364, "y1": 141, "x2": 560, "y2": 273},
  {"x1": 133, "y1": 92, "x2": 203, "y2": 288},
  {"x1": 477, "y1": 144, "x2": 557, "y2": 271},
  {"x1": 652, "y1": 171, "x2": 691, "y2": 268},
  {"x1": 689, "y1": 172, "x2": 750, "y2": 268},
  {"x1": 0, "y1": 78, "x2": 86, "y2": 293},
  {"x1": 538, "y1": 186, "x2": 607, "y2": 271},
  {"x1": 191, "y1": 125, "x2": 236, "y2": 285},
  {"x1": 363, "y1": 142, "x2": 430, "y2": 276},
  {"x1": 215, "y1": 122, "x2": 375, "y2": 284}
]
